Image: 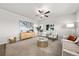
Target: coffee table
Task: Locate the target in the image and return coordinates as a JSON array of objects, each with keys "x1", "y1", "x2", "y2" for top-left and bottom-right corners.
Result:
[{"x1": 37, "y1": 37, "x2": 48, "y2": 48}]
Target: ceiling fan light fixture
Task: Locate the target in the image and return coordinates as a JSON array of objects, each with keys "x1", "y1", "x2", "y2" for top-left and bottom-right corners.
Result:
[
  {"x1": 36, "y1": 7, "x2": 50, "y2": 18},
  {"x1": 41, "y1": 15, "x2": 44, "y2": 17}
]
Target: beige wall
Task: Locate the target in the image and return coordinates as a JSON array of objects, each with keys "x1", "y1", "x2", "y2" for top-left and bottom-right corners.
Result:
[
  {"x1": 0, "y1": 9, "x2": 35, "y2": 43},
  {"x1": 36, "y1": 14, "x2": 76, "y2": 38}
]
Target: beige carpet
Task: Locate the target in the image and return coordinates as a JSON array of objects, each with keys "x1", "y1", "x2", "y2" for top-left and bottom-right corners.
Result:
[
  {"x1": 6, "y1": 37, "x2": 62, "y2": 56},
  {"x1": 0, "y1": 44, "x2": 6, "y2": 56}
]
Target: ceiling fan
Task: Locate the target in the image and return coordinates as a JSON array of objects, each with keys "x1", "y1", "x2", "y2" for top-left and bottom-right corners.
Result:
[{"x1": 35, "y1": 9, "x2": 50, "y2": 18}]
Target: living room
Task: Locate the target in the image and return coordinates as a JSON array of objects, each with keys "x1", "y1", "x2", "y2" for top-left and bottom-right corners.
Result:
[{"x1": 0, "y1": 3, "x2": 79, "y2": 56}]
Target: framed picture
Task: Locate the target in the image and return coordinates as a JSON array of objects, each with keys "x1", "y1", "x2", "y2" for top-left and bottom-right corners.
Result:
[
  {"x1": 36, "y1": 24, "x2": 43, "y2": 32},
  {"x1": 46, "y1": 24, "x2": 54, "y2": 31},
  {"x1": 19, "y1": 20, "x2": 34, "y2": 32}
]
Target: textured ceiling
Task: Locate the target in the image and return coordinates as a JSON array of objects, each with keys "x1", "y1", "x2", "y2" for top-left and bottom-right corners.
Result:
[{"x1": 0, "y1": 3, "x2": 79, "y2": 19}]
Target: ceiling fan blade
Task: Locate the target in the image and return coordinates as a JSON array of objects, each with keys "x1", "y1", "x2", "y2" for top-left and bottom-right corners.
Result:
[
  {"x1": 44, "y1": 11, "x2": 50, "y2": 14},
  {"x1": 38, "y1": 10, "x2": 42, "y2": 13},
  {"x1": 40, "y1": 16, "x2": 43, "y2": 18},
  {"x1": 44, "y1": 15, "x2": 48, "y2": 17},
  {"x1": 35, "y1": 15, "x2": 39, "y2": 16}
]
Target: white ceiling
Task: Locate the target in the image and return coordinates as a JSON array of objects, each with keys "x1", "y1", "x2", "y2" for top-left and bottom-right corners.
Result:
[{"x1": 0, "y1": 3, "x2": 79, "y2": 19}]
